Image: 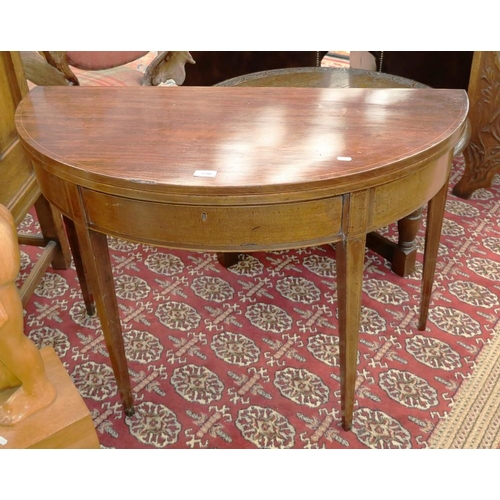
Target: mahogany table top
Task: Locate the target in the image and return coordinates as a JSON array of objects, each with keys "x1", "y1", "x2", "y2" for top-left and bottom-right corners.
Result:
[{"x1": 16, "y1": 86, "x2": 468, "y2": 203}]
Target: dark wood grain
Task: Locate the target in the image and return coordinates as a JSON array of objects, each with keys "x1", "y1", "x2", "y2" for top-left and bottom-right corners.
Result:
[
  {"x1": 16, "y1": 86, "x2": 467, "y2": 200},
  {"x1": 16, "y1": 86, "x2": 468, "y2": 431}
]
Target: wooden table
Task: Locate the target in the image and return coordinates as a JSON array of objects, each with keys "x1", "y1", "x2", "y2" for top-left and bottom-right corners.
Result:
[{"x1": 15, "y1": 86, "x2": 468, "y2": 430}]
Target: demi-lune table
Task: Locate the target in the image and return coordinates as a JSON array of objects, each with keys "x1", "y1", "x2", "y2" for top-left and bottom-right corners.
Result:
[{"x1": 15, "y1": 86, "x2": 468, "y2": 430}]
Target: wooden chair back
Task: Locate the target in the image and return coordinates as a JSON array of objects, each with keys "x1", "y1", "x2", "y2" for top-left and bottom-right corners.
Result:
[{"x1": 0, "y1": 51, "x2": 72, "y2": 306}]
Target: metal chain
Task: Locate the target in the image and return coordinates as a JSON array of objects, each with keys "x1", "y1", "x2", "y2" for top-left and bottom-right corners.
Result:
[{"x1": 378, "y1": 51, "x2": 384, "y2": 72}]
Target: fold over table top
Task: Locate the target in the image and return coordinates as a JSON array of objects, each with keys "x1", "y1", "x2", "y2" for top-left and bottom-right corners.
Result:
[{"x1": 16, "y1": 86, "x2": 468, "y2": 203}]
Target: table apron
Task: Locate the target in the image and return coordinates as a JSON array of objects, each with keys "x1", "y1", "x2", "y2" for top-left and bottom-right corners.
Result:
[
  {"x1": 80, "y1": 190, "x2": 344, "y2": 251},
  {"x1": 368, "y1": 153, "x2": 452, "y2": 230},
  {"x1": 32, "y1": 152, "x2": 451, "y2": 252}
]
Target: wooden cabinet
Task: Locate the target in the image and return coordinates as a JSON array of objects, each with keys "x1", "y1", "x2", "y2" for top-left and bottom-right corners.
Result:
[{"x1": 453, "y1": 51, "x2": 500, "y2": 198}]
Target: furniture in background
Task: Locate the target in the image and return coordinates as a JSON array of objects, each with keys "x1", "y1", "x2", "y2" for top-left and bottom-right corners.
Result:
[
  {"x1": 20, "y1": 51, "x2": 195, "y2": 87},
  {"x1": 20, "y1": 50, "x2": 329, "y2": 92},
  {"x1": 349, "y1": 51, "x2": 377, "y2": 71},
  {"x1": 15, "y1": 85, "x2": 468, "y2": 431},
  {"x1": 22, "y1": 51, "x2": 327, "y2": 88},
  {"x1": 0, "y1": 51, "x2": 72, "y2": 307},
  {"x1": 182, "y1": 51, "x2": 327, "y2": 86},
  {"x1": 215, "y1": 66, "x2": 470, "y2": 277},
  {"x1": 452, "y1": 51, "x2": 500, "y2": 198},
  {"x1": 369, "y1": 51, "x2": 474, "y2": 90}
]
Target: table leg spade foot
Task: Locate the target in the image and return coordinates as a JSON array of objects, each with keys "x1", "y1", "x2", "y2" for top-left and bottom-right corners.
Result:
[
  {"x1": 124, "y1": 406, "x2": 135, "y2": 417},
  {"x1": 217, "y1": 252, "x2": 240, "y2": 268},
  {"x1": 342, "y1": 418, "x2": 352, "y2": 432}
]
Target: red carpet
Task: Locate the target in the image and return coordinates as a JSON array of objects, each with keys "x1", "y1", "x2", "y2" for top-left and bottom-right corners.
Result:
[{"x1": 18, "y1": 153, "x2": 500, "y2": 449}]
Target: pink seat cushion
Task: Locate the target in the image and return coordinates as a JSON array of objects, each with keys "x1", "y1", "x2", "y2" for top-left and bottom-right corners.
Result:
[
  {"x1": 70, "y1": 52, "x2": 157, "y2": 87},
  {"x1": 66, "y1": 51, "x2": 149, "y2": 70},
  {"x1": 72, "y1": 66, "x2": 143, "y2": 86}
]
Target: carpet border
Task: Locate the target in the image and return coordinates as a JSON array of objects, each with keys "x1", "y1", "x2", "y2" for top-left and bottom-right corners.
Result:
[{"x1": 429, "y1": 319, "x2": 500, "y2": 448}]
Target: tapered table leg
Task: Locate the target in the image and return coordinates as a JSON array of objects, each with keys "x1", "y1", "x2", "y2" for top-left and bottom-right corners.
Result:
[
  {"x1": 418, "y1": 181, "x2": 449, "y2": 331},
  {"x1": 217, "y1": 252, "x2": 240, "y2": 268},
  {"x1": 62, "y1": 216, "x2": 95, "y2": 316},
  {"x1": 336, "y1": 235, "x2": 366, "y2": 431},
  {"x1": 73, "y1": 222, "x2": 134, "y2": 415}
]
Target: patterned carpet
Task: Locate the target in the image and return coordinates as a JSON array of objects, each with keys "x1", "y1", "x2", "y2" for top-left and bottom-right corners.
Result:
[{"x1": 17, "y1": 154, "x2": 500, "y2": 449}]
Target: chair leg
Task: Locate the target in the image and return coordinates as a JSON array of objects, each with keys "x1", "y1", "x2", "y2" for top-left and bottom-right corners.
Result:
[
  {"x1": 391, "y1": 207, "x2": 424, "y2": 277},
  {"x1": 34, "y1": 195, "x2": 71, "y2": 270},
  {"x1": 366, "y1": 208, "x2": 423, "y2": 277}
]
